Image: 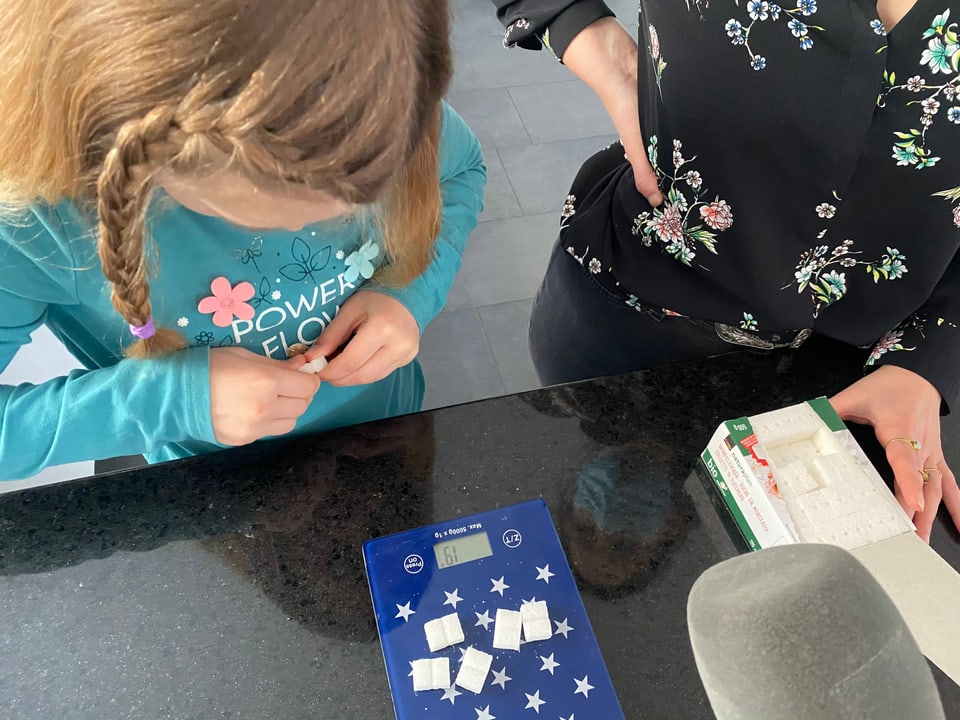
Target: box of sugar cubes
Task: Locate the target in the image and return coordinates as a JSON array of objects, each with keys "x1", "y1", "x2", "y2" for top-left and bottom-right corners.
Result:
[{"x1": 699, "y1": 397, "x2": 915, "y2": 552}]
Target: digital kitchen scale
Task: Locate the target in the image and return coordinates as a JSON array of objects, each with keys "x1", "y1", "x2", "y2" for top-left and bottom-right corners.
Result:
[{"x1": 363, "y1": 499, "x2": 625, "y2": 720}]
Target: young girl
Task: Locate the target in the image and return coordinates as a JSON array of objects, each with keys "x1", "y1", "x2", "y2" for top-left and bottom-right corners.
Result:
[{"x1": 0, "y1": 0, "x2": 486, "y2": 480}]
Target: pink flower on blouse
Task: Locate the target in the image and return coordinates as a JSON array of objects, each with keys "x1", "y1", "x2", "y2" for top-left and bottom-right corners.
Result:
[
  {"x1": 700, "y1": 200, "x2": 734, "y2": 231},
  {"x1": 198, "y1": 276, "x2": 255, "y2": 327}
]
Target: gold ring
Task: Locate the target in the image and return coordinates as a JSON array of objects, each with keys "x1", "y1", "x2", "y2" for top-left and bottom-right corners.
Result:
[
  {"x1": 921, "y1": 467, "x2": 942, "y2": 484},
  {"x1": 885, "y1": 437, "x2": 922, "y2": 452}
]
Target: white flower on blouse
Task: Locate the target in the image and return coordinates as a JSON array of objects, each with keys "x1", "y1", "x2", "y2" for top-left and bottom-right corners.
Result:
[
  {"x1": 815, "y1": 203, "x2": 837, "y2": 218},
  {"x1": 177, "y1": 317, "x2": 189, "y2": 328},
  {"x1": 684, "y1": 171, "x2": 703, "y2": 189},
  {"x1": 922, "y1": 97, "x2": 941, "y2": 115},
  {"x1": 588, "y1": 258, "x2": 602, "y2": 274},
  {"x1": 906, "y1": 75, "x2": 926, "y2": 92}
]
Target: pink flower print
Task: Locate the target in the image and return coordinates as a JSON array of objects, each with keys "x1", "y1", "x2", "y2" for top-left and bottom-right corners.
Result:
[
  {"x1": 953, "y1": 205, "x2": 960, "y2": 228},
  {"x1": 650, "y1": 202, "x2": 685, "y2": 243},
  {"x1": 649, "y1": 24, "x2": 661, "y2": 59},
  {"x1": 700, "y1": 200, "x2": 734, "y2": 231},
  {"x1": 198, "y1": 276, "x2": 256, "y2": 327}
]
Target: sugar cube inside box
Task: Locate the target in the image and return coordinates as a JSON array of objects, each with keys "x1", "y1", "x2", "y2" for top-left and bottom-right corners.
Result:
[{"x1": 700, "y1": 397, "x2": 914, "y2": 552}]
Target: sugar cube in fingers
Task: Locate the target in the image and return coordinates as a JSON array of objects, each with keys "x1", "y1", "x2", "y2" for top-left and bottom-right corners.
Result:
[
  {"x1": 521, "y1": 600, "x2": 552, "y2": 642},
  {"x1": 411, "y1": 658, "x2": 450, "y2": 692},
  {"x1": 492, "y1": 608, "x2": 522, "y2": 651},
  {"x1": 455, "y1": 647, "x2": 493, "y2": 694},
  {"x1": 297, "y1": 356, "x2": 328, "y2": 374},
  {"x1": 424, "y1": 612, "x2": 464, "y2": 652}
]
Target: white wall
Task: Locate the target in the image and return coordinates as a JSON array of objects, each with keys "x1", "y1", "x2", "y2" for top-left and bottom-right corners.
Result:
[{"x1": 0, "y1": 326, "x2": 95, "y2": 492}]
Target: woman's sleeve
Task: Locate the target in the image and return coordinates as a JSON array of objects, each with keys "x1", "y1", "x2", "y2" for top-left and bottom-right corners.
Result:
[
  {"x1": 0, "y1": 213, "x2": 216, "y2": 481},
  {"x1": 867, "y1": 249, "x2": 960, "y2": 413},
  {"x1": 491, "y1": 0, "x2": 615, "y2": 57},
  {"x1": 365, "y1": 102, "x2": 486, "y2": 333}
]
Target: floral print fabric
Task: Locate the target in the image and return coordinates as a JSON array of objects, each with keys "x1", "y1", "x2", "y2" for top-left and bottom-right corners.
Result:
[{"x1": 498, "y1": 0, "x2": 960, "y2": 406}]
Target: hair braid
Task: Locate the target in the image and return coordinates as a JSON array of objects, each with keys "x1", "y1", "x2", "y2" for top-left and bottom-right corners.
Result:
[{"x1": 96, "y1": 106, "x2": 188, "y2": 358}]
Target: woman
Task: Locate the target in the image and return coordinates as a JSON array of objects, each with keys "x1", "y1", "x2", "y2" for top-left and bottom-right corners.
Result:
[{"x1": 492, "y1": 0, "x2": 960, "y2": 541}]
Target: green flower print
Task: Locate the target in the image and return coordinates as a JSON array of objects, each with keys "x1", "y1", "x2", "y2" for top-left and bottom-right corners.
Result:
[
  {"x1": 787, "y1": 206, "x2": 909, "y2": 317},
  {"x1": 882, "y1": 10, "x2": 960, "y2": 171},
  {"x1": 630, "y1": 136, "x2": 733, "y2": 266},
  {"x1": 739, "y1": 312, "x2": 758, "y2": 331}
]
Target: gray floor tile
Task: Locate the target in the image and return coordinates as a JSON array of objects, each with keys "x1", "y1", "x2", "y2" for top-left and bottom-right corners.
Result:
[
  {"x1": 450, "y1": 35, "x2": 569, "y2": 93},
  {"x1": 419, "y1": 308, "x2": 505, "y2": 410},
  {"x1": 478, "y1": 300, "x2": 542, "y2": 395},
  {"x1": 450, "y1": 0, "x2": 507, "y2": 39},
  {"x1": 447, "y1": 212, "x2": 557, "y2": 311},
  {"x1": 498, "y1": 135, "x2": 618, "y2": 215},
  {"x1": 509, "y1": 80, "x2": 615, "y2": 144},
  {"x1": 447, "y1": 87, "x2": 531, "y2": 149},
  {"x1": 479, "y1": 152, "x2": 524, "y2": 223}
]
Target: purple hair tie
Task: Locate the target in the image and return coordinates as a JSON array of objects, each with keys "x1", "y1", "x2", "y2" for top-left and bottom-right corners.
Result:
[{"x1": 129, "y1": 316, "x2": 156, "y2": 340}]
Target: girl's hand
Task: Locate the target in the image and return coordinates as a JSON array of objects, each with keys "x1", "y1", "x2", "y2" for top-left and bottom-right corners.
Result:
[
  {"x1": 562, "y1": 17, "x2": 662, "y2": 205},
  {"x1": 830, "y1": 365, "x2": 960, "y2": 541},
  {"x1": 209, "y1": 346, "x2": 320, "y2": 445},
  {"x1": 307, "y1": 290, "x2": 419, "y2": 387}
]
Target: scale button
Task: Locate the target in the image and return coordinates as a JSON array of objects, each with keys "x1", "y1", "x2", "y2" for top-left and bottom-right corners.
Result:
[
  {"x1": 502, "y1": 529, "x2": 522, "y2": 549},
  {"x1": 403, "y1": 554, "x2": 425, "y2": 574}
]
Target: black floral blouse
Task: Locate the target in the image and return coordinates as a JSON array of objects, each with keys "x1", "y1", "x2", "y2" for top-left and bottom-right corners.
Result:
[{"x1": 492, "y1": 0, "x2": 960, "y2": 410}]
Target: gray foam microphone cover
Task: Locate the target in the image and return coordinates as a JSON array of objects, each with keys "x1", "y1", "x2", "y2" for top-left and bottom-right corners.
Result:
[{"x1": 687, "y1": 544, "x2": 945, "y2": 720}]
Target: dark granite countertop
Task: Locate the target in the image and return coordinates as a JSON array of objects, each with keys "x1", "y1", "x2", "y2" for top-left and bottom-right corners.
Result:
[{"x1": 1, "y1": 336, "x2": 958, "y2": 719}]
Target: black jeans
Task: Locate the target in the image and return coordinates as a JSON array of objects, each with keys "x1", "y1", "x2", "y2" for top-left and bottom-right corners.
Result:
[{"x1": 529, "y1": 240, "x2": 743, "y2": 386}]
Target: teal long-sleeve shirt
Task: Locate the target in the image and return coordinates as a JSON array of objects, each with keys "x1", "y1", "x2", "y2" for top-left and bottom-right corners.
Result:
[{"x1": 0, "y1": 103, "x2": 485, "y2": 480}]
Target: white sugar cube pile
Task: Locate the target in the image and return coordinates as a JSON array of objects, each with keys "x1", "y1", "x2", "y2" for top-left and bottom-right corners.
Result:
[
  {"x1": 424, "y1": 612, "x2": 465, "y2": 652},
  {"x1": 411, "y1": 658, "x2": 450, "y2": 692},
  {"x1": 492, "y1": 608, "x2": 522, "y2": 651},
  {"x1": 749, "y1": 403, "x2": 914, "y2": 551},
  {"x1": 455, "y1": 647, "x2": 494, "y2": 694},
  {"x1": 520, "y1": 601, "x2": 552, "y2": 642},
  {"x1": 411, "y1": 599, "x2": 556, "y2": 694}
]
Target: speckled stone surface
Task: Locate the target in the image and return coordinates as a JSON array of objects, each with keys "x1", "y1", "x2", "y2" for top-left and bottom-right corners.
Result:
[{"x1": 1, "y1": 337, "x2": 958, "y2": 719}]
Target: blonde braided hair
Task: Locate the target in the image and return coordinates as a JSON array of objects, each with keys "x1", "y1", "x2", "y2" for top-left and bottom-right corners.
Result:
[{"x1": 0, "y1": 0, "x2": 451, "y2": 357}]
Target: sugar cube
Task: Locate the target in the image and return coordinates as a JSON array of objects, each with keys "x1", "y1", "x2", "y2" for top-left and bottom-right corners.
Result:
[
  {"x1": 492, "y1": 608, "x2": 522, "y2": 651},
  {"x1": 424, "y1": 612, "x2": 464, "y2": 652},
  {"x1": 521, "y1": 600, "x2": 552, "y2": 642},
  {"x1": 411, "y1": 657, "x2": 450, "y2": 692},
  {"x1": 455, "y1": 647, "x2": 493, "y2": 694}
]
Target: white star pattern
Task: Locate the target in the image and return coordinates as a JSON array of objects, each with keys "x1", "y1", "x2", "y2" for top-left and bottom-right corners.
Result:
[
  {"x1": 561, "y1": 715, "x2": 575, "y2": 720},
  {"x1": 176, "y1": 317, "x2": 189, "y2": 327},
  {"x1": 521, "y1": 596, "x2": 538, "y2": 606},
  {"x1": 491, "y1": 667, "x2": 512, "y2": 689},
  {"x1": 535, "y1": 564, "x2": 555, "y2": 584},
  {"x1": 539, "y1": 653, "x2": 560, "y2": 675},
  {"x1": 554, "y1": 618, "x2": 574, "y2": 639},
  {"x1": 475, "y1": 610, "x2": 494, "y2": 631},
  {"x1": 441, "y1": 685, "x2": 462, "y2": 705},
  {"x1": 475, "y1": 705, "x2": 496, "y2": 720},
  {"x1": 408, "y1": 662, "x2": 415, "y2": 677},
  {"x1": 524, "y1": 690, "x2": 546, "y2": 714},
  {"x1": 490, "y1": 576, "x2": 510, "y2": 596},
  {"x1": 443, "y1": 588, "x2": 463, "y2": 609},
  {"x1": 394, "y1": 601, "x2": 416, "y2": 622},
  {"x1": 574, "y1": 676, "x2": 595, "y2": 699}
]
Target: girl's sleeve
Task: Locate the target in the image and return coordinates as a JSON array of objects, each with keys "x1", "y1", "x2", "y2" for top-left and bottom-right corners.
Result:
[
  {"x1": 367, "y1": 103, "x2": 486, "y2": 333},
  {"x1": 867, "y1": 248, "x2": 960, "y2": 413},
  {"x1": 0, "y1": 213, "x2": 216, "y2": 481}
]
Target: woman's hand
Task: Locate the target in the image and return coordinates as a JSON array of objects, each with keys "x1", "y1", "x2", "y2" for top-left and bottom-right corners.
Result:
[
  {"x1": 306, "y1": 290, "x2": 419, "y2": 387},
  {"x1": 830, "y1": 365, "x2": 960, "y2": 541},
  {"x1": 562, "y1": 17, "x2": 662, "y2": 205},
  {"x1": 209, "y1": 347, "x2": 321, "y2": 445}
]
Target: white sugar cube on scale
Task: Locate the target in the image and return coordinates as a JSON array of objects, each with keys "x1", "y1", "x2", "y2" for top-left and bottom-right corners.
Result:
[{"x1": 363, "y1": 500, "x2": 626, "y2": 720}]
